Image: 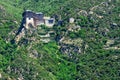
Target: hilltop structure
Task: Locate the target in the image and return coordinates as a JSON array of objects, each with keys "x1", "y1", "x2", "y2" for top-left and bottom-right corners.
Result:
[
  {"x1": 14, "y1": 10, "x2": 56, "y2": 43},
  {"x1": 22, "y1": 10, "x2": 55, "y2": 28}
]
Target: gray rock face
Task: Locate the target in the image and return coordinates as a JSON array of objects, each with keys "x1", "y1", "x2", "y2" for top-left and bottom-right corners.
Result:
[{"x1": 60, "y1": 43, "x2": 81, "y2": 54}]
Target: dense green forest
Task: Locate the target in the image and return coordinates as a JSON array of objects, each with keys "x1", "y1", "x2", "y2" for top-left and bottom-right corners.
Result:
[{"x1": 0, "y1": 0, "x2": 120, "y2": 80}]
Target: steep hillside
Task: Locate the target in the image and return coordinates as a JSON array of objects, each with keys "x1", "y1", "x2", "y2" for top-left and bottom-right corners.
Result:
[{"x1": 0, "y1": 0, "x2": 120, "y2": 80}]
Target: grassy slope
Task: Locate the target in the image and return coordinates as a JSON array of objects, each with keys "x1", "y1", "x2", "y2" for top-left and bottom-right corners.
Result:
[
  {"x1": 0, "y1": 0, "x2": 22, "y2": 20},
  {"x1": 0, "y1": 0, "x2": 120, "y2": 80}
]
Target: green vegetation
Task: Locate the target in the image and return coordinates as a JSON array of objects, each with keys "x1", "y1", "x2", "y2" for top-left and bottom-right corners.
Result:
[{"x1": 0, "y1": 0, "x2": 120, "y2": 80}]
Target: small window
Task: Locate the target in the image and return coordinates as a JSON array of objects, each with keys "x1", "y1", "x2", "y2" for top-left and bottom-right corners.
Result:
[
  {"x1": 48, "y1": 20, "x2": 54, "y2": 24},
  {"x1": 29, "y1": 17, "x2": 31, "y2": 20}
]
